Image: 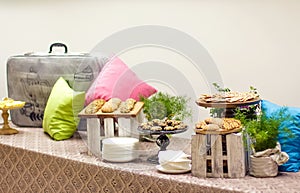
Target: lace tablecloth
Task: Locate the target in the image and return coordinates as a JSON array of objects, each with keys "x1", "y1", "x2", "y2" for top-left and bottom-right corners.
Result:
[{"x1": 0, "y1": 125, "x2": 300, "y2": 193}]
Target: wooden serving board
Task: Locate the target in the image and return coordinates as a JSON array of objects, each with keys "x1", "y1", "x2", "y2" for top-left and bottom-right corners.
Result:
[
  {"x1": 196, "y1": 97, "x2": 261, "y2": 109},
  {"x1": 194, "y1": 127, "x2": 242, "y2": 135},
  {"x1": 78, "y1": 101, "x2": 144, "y2": 119}
]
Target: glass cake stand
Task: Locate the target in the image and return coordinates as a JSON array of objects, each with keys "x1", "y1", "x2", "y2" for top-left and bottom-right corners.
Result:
[{"x1": 138, "y1": 127, "x2": 188, "y2": 164}]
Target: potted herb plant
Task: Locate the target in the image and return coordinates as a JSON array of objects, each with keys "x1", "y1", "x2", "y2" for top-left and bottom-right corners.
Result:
[{"x1": 235, "y1": 108, "x2": 292, "y2": 177}]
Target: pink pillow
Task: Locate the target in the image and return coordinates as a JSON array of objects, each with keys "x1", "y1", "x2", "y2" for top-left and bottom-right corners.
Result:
[{"x1": 85, "y1": 56, "x2": 157, "y2": 104}]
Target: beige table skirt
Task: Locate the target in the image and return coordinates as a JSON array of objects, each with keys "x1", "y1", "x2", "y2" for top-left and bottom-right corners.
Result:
[{"x1": 0, "y1": 125, "x2": 300, "y2": 193}]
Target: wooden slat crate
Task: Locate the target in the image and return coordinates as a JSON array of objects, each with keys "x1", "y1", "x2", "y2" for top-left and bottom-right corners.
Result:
[{"x1": 191, "y1": 133, "x2": 246, "y2": 178}]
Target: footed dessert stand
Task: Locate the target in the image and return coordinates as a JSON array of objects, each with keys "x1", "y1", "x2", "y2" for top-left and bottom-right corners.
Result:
[
  {"x1": 138, "y1": 127, "x2": 188, "y2": 164},
  {"x1": 0, "y1": 106, "x2": 24, "y2": 135}
]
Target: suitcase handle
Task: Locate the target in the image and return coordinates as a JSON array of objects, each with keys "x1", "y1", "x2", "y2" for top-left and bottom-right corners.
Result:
[{"x1": 49, "y1": 43, "x2": 68, "y2": 53}]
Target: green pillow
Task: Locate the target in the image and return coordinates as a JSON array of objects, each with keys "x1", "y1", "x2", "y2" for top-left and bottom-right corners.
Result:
[{"x1": 43, "y1": 77, "x2": 85, "y2": 140}]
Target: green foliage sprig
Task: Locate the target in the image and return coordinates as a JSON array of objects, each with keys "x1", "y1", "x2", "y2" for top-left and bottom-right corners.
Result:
[
  {"x1": 235, "y1": 108, "x2": 293, "y2": 152},
  {"x1": 212, "y1": 82, "x2": 231, "y2": 93},
  {"x1": 250, "y1": 86, "x2": 259, "y2": 96},
  {"x1": 140, "y1": 92, "x2": 192, "y2": 121}
]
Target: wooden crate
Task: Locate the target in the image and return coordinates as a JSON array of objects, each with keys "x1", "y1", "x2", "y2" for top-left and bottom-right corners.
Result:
[{"x1": 191, "y1": 133, "x2": 246, "y2": 178}]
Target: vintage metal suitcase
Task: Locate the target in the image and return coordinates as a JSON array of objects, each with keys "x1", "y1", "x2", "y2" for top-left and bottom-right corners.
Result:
[{"x1": 7, "y1": 43, "x2": 104, "y2": 127}]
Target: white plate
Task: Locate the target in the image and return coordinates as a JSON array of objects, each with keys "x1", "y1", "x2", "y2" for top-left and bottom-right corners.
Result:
[
  {"x1": 102, "y1": 153, "x2": 133, "y2": 159},
  {"x1": 102, "y1": 155, "x2": 136, "y2": 162},
  {"x1": 156, "y1": 164, "x2": 191, "y2": 174},
  {"x1": 102, "y1": 150, "x2": 133, "y2": 155},
  {"x1": 102, "y1": 137, "x2": 139, "y2": 145},
  {"x1": 102, "y1": 146, "x2": 136, "y2": 152}
]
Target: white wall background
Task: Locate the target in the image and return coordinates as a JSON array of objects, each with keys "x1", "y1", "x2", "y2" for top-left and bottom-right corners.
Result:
[{"x1": 1, "y1": 0, "x2": 300, "y2": 123}]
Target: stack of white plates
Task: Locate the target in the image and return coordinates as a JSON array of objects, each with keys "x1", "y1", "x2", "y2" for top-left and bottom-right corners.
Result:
[{"x1": 102, "y1": 137, "x2": 139, "y2": 162}]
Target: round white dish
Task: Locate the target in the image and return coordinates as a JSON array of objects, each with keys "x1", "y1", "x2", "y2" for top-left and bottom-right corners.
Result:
[
  {"x1": 102, "y1": 146, "x2": 136, "y2": 152},
  {"x1": 102, "y1": 154, "x2": 136, "y2": 162},
  {"x1": 156, "y1": 164, "x2": 191, "y2": 174},
  {"x1": 102, "y1": 137, "x2": 139, "y2": 145}
]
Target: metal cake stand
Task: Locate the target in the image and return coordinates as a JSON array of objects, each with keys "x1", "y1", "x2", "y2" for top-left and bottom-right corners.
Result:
[{"x1": 138, "y1": 126, "x2": 188, "y2": 164}]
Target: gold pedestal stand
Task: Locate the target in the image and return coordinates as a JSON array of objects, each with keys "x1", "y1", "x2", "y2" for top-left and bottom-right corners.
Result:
[{"x1": 0, "y1": 108, "x2": 19, "y2": 135}]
